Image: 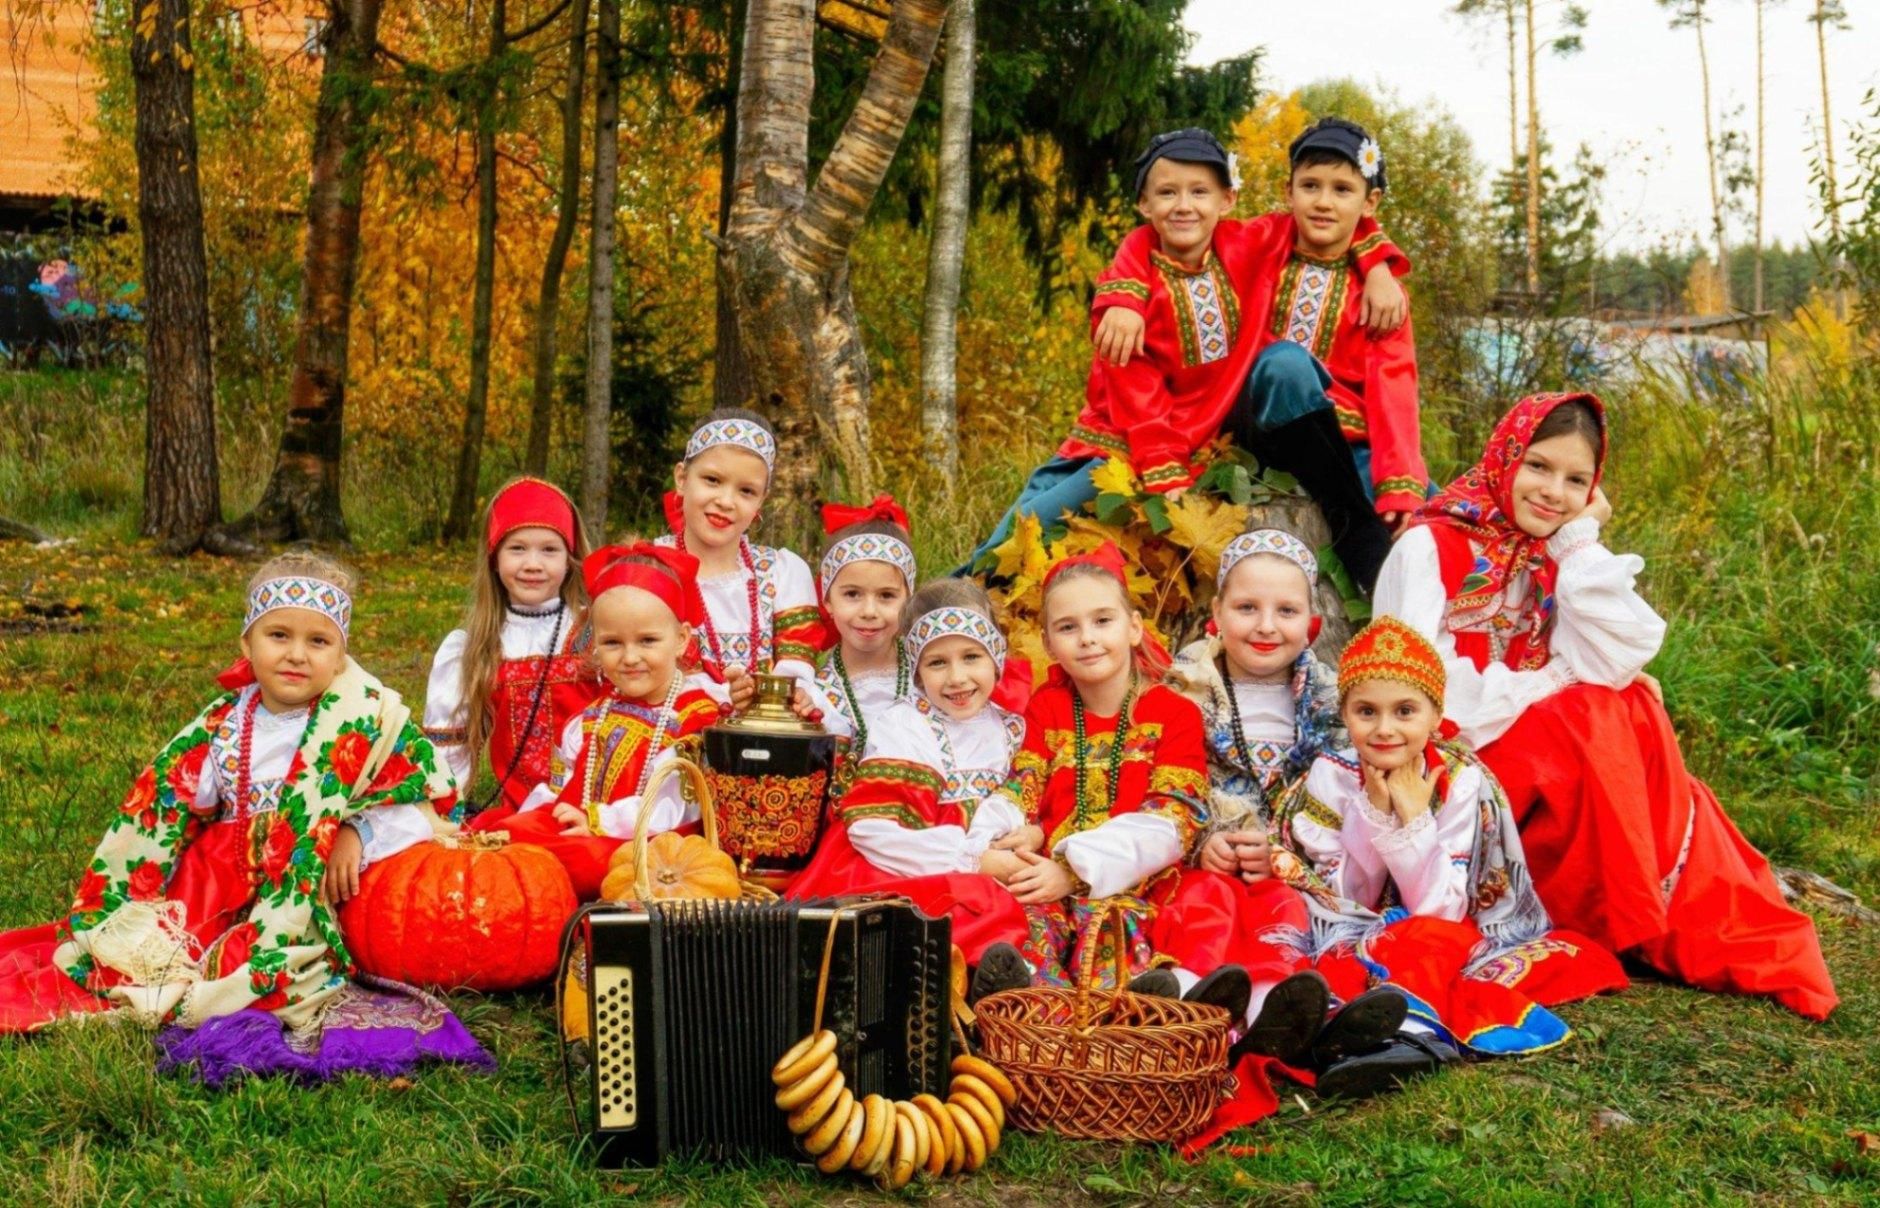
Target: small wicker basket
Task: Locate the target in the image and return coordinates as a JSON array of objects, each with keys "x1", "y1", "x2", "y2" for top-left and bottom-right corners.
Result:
[
  {"x1": 972, "y1": 902, "x2": 1230, "y2": 1142},
  {"x1": 628, "y1": 756, "x2": 779, "y2": 903}
]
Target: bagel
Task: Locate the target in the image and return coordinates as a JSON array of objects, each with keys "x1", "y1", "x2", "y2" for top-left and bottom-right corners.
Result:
[
  {"x1": 786, "y1": 1070, "x2": 846, "y2": 1135},
  {"x1": 949, "y1": 1054, "x2": 1018, "y2": 1108},
  {"x1": 944, "y1": 1100, "x2": 987, "y2": 1172},
  {"x1": 773, "y1": 1051, "x2": 839, "y2": 1111},
  {"x1": 802, "y1": 1087, "x2": 855, "y2": 1154},
  {"x1": 815, "y1": 1099, "x2": 867, "y2": 1174},
  {"x1": 771, "y1": 1030, "x2": 837, "y2": 1086}
]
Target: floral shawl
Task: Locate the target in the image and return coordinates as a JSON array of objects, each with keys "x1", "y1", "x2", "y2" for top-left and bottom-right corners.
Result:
[
  {"x1": 1410, "y1": 392, "x2": 1607, "y2": 670},
  {"x1": 1269, "y1": 740, "x2": 1552, "y2": 960},
  {"x1": 55, "y1": 659, "x2": 458, "y2": 1029},
  {"x1": 1165, "y1": 638, "x2": 1344, "y2": 836}
]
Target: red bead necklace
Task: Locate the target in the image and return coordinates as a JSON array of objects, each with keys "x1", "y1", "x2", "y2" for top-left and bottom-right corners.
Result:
[{"x1": 676, "y1": 530, "x2": 764, "y2": 674}]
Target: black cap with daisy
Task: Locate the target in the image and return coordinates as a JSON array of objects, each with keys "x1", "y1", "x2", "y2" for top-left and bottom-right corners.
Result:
[{"x1": 1288, "y1": 117, "x2": 1387, "y2": 193}]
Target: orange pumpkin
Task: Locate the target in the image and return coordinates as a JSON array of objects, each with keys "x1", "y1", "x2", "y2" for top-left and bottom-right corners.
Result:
[
  {"x1": 600, "y1": 831, "x2": 741, "y2": 902},
  {"x1": 339, "y1": 835, "x2": 578, "y2": 992}
]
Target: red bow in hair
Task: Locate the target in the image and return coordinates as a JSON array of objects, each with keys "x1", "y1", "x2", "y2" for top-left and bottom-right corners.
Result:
[
  {"x1": 820, "y1": 493, "x2": 911, "y2": 535},
  {"x1": 661, "y1": 490, "x2": 688, "y2": 537},
  {"x1": 584, "y1": 542, "x2": 707, "y2": 627},
  {"x1": 989, "y1": 655, "x2": 1035, "y2": 714},
  {"x1": 1042, "y1": 540, "x2": 1129, "y2": 594}
]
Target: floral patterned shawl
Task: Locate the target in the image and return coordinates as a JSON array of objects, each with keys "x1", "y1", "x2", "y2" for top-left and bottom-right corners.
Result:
[
  {"x1": 55, "y1": 658, "x2": 457, "y2": 1029},
  {"x1": 1410, "y1": 392, "x2": 1608, "y2": 670}
]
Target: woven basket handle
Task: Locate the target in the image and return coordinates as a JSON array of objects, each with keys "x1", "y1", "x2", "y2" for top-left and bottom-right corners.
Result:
[
  {"x1": 1070, "y1": 899, "x2": 1133, "y2": 1033},
  {"x1": 629, "y1": 754, "x2": 720, "y2": 899}
]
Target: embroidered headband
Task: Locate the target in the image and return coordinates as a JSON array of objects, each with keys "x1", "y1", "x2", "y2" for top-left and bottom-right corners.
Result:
[
  {"x1": 245, "y1": 577, "x2": 352, "y2": 638},
  {"x1": 685, "y1": 417, "x2": 776, "y2": 471},
  {"x1": 819, "y1": 494, "x2": 916, "y2": 597},
  {"x1": 486, "y1": 477, "x2": 578, "y2": 554},
  {"x1": 906, "y1": 606, "x2": 1006, "y2": 673},
  {"x1": 1219, "y1": 529, "x2": 1319, "y2": 590},
  {"x1": 1289, "y1": 118, "x2": 1386, "y2": 192},
  {"x1": 584, "y1": 542, "x2": 706, "y2": 627},
  {"x1": 1337, "y1": 615, "x2": 1445, "y2": 706},
  {"x1": 1042, "y1": 540, "x2": 1129, "y2": 595}
]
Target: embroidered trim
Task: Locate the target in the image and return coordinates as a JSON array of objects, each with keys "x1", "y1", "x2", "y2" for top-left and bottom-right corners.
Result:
[
  {"x1": 1140, "y1": 460, "x2": 1191, "y2": 488},
  {"x1": 1219, "y1": 529, "x2": 1319, "y2": 588},
  {"x1": 245, "y1": 577, "x2": 352, "y2": 637},
  {"x1": 686, "y1": 417, "x2": 776, "y2": 470},
  {"x1": 1373, "y1": 474, "x2": 1425, "y2": 500},
  {"x1": 1271, "y1": 253, "x2": 1349, "y2": 360},
  {"x1": 819, "y1": 533, "x2": 917, "y2": 598},
  {"x1": 1066, "y1": 423, "x2": 1128, "y2": 455},
  {"x1": 1334, "y1": 401, "x2": 1367, "y2": 437},
  {"x1": 1094, "y1": 278, "x2": 1151, "y2": 303},
  {"x1": 1152, "y1": 251, "x2": 1240, "y2": 367}
]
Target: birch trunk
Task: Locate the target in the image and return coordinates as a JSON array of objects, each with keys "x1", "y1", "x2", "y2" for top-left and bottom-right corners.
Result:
[
  {"x1": 1753, "y1": 0, "x2": 1766, "y2": 313},
  {"x1": 447, "y1": 0, "x2": 507, "y2": 540},
  {"x1": 525, "y1": 0, "x2": 591, "y2": 475},
  {"x1": 1694, "y1": 7, "x2": 1732, "y2": 309},
  {"x1": 918, "y1": 0, "x2": 974, "y2": 487},
  {"x1": 1523, "y1": 0, "x2": 1540, "y2": 295},
  {"x1": 580, "y1": 0, "x2": 620, "y2": 531}
]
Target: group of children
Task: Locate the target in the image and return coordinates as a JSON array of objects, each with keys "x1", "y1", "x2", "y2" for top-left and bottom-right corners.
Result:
[{"x1": 0, "y1": 118, "x2": 1837, "y2": 1110}]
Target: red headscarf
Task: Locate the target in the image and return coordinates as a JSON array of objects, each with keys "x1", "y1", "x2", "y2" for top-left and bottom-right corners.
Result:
[
  {"x1": 820, "y1": 493, "x2": 910, "y2": 535},
  {"x1": 487, "y1": 478, "x2": 579, "y2": 554},
  {"x1": 1411, "y1": 392, "x2": 1607, "y2": 669},
  {"x1": 583, "y1": 542, "x2": 707, "y2": 627}
]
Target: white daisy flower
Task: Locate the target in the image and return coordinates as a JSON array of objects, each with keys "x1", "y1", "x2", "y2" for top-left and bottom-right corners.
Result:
[
  {"x1": 1357, "y1": 138, "x2": 1383, "y2": 180},
  {"x1": 1226, "y1": 151, "x2": 1242, "y2": 190}
]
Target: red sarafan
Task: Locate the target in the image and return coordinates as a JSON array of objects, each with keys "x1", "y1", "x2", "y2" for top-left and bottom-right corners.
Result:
[{"x1": 340, "y1": 837, "x2": 577, "y2": 992}]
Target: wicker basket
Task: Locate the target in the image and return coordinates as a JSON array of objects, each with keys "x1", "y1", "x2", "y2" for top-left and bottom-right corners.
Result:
[
  {"x1": 973, "y1": 903, "x2": 1230, "y2": 1142},
  {"x1": 626, "y1": 756, "x2": 779, "y2": 903}
]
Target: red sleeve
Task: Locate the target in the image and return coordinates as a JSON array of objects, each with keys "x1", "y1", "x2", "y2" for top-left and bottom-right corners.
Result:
[
  {"x1": 1090, "y1": 355, "x2": 1195, "y2": 493},
  {"x1": 1360, "y1": 308, "x2": 1427, "y2": 515},
  {"x1": 1348, "y1": 215, "x2": 1410, "y2": 279},
  {"x1": 837, "y1": 757, "x2": 943, "y2": 830},
  {"x1": 1092, "y1": 224, "x2": 1157, "y2": 317}
]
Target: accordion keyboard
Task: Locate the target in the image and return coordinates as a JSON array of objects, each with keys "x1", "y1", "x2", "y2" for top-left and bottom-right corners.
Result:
[{"x1": 594, "y1": 965, "x2": 637, "y2": 1129}]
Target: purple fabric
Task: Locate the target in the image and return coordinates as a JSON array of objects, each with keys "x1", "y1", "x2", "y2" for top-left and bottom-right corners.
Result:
[{"x1": 156, "y1": 977, "x2": 494, "y2": 1087}]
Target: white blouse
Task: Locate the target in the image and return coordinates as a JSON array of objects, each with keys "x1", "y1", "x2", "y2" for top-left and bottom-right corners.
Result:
[
  {"x1": 1055, "y1": 814, "x2": 1185, "y2": 900},
  {"x1": 1372, "y1": 519, "x2": 1667, "y2": 747},
  {"x1": 515, "y1": 707, "x2": 697, "y2": 840},
  {"x1": 422, "y1": 601, "x2": 573, "y2": 786},
  {"x1": 198, "y1": 687, "x2": 432, "y2": 870},
  {"x1": 1286, "y1": 752, "x2": 1488, "y2": 922},
  {"x1": 847, "y1": 699, "x2": 1026, "y2": 878},
  {"x1": 812, "y1": 661, "x2": 905, "y2": 742},
  {"x1": 656, "y1": 540, "x2": 821, "y2": 706}
]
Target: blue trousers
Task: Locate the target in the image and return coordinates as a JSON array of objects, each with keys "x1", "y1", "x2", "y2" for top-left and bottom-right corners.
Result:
[{"x1": 964, "y1": 342, "x2": 1369, "y2": 572}]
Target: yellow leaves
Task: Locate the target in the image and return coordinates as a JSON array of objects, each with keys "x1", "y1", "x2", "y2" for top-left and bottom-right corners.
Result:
[
  {"x1": 1164, "y1": 492, "x2": 1249, "y2": 584},
  {"x1": 1089, "y1": 456, "x2": 1140, "y2": 499}
]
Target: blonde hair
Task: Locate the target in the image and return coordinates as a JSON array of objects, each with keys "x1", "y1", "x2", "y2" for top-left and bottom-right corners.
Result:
[
  {"x1": 247, "y1": 549, "x2": 357, "y2": 598},
  {"x1": 1039, "y1": 562, "x2": 1168, "y2": 682},
  {"x1": 458, "y1": 486, "x2": 593, "y2": 774}
]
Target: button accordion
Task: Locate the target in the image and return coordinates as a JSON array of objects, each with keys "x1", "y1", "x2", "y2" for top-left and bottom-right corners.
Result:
[{"x1": 560, "y1": 896, "x2": 952, "y2": 1167}]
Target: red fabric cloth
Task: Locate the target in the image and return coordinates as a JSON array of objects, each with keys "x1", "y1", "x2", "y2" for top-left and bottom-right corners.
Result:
[
  {"x1": 583, "y1": 542, "x2": 707, "y2": 627},
  {"x1": 1178, "y1": 1053, "x2": 1313, "y2": 1157},
  {"x1": 1072, "y1": 212, "x2": 1423, "y2": 511},
  {"x1": 0, "y1": 924, "x2": 113, "y2": 1032},
  {"x1": 487, "y1": 477, "x2": 579, "y2": 553},
  {"x1": 500, "y1": 808, "x2": 632, "y2": 901},
  {"x1": 1416, "y1": 394, "x2": 1606, "y2": 669},
  {"x1": 1145, "y1": 866, "x2": 1247, "y2": 974}
]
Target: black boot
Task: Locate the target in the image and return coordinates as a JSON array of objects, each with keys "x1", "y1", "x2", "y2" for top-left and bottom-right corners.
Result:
[
  {"x1": 1183, "y1": 965, "x2": 1252, "y2": 1022},
  {"x1": 1316, "y1": 1030, "x2": 1459, "y2": 1100},
  {"x1": 1308, "y1": 986, "x2": 1411, "y2": 1069},
  {"x1": 1127, "y1": 968, "x2": 1182, "y2": 999},
  {"x1": 1253, "y1": 408, "x2": 1394, "y2": 595},
  {"x1": 968, "y1": 942, "x2": 1033, "y2": 1004},
  {"x1": 1230, "y1": 970, "x2": 1331, "y2": 1066}
]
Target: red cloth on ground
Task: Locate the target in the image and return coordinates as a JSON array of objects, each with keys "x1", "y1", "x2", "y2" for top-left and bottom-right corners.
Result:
[
  {"x1": 0, "y1": 924, "x2": 112, "y2": 1031},
  {"x1": 1480, "y1": 681, "x2": 1839, "y2": 1020},
  {"x1": 1179, "y1": 1053, "x2": 1314, "y2": 1157}
]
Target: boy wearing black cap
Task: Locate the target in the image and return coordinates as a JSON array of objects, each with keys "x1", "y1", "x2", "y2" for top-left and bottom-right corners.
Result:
[
  {"x1": 966, "y1": 123, "x2": 1418, "y2": 594},
  {"x1": 1093, "y1": 118, "x2": 1426, "y2": 592}
]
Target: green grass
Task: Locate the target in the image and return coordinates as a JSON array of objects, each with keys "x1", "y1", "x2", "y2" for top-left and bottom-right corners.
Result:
[{"x1": 1, "y1": 365, "x2": 1878, "y2": 1203}]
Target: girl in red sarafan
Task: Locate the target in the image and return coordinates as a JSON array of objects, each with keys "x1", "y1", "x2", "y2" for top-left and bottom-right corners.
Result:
[
  {"x1": 502, "y1": 543, "x2": 724, "y2": 899},
  {"x1": 0, "y1": 551, "x2": 459, "y2": 1033},
  {"x1": 988, "y1": 544, "x2": 1252, "y2": 1018},
  {"x1": 1374, "y1": 392, "x2": 1837, "y2": 1021},
  {"x1": 423, "y1": 477, "x2": 601, "y2": 832}
]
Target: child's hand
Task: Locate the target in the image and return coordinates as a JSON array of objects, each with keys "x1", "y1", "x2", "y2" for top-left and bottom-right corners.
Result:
[
  {"x1": 1199, "y1": 832, "x2": 1239, "y2": 875},
  {"x1": 1093, "y1": 307, "x2": 1147, "y2": 367},
  {"x1": 1379, "y1": 510, "x2": 1413, "y2": 537},
  {"x1": 978, "y1": 849, "x2": 1026, "y2": 882},
  {"x1": 321, "y1": 824, "x2": 364, "y2": 905},
  {"x1": 1635, "y1": 671, "x2": 1664, "y2": 704},
  {"x1": 1230, "y1": 829, "x2": 1273, "y2": 881},
  {"x1": 1575, "y1": 485, "x2": 1613, "y2": 528},
  {"x1": 1359, "y1": 262, "x2": 1408, "y2": 334},
  {"x1": 1385, "y1": 761, "x2": 1441, "y2": 825},
  {"x1": 1007, "y1": 849, "x2": 1076, "y2": 905},
  {"x1": 788, "y1": 683, "x2": 825, "y2": 723},
  {"x1": 552, "y1": 803, "x2": 591, "y2": 836},
  {"x1": 1361, "y1": 762, "x2": 1393, "y2": 814},
  {"x1": 990, "y1": 824, "x2": 1045, "y2": 855},
  {"x1": 724, "y1": 665, "x2": 757, "y2": 711}
]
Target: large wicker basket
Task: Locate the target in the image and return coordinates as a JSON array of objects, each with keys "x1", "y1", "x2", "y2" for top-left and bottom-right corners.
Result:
[{"x1": 973, "y1": 903, "x2": 1230, "y2": 1142}]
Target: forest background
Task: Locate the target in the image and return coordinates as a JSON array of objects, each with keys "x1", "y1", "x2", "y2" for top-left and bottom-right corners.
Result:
[{"x1": 0, "y1": 0, "x2": 1876, "y2": 1202}]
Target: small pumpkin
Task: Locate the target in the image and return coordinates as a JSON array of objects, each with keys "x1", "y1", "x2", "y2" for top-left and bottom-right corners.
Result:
[
  {"x1": 339, "y1": 833, "x2": 577, "y2": 992},
  {"x1": 601, "y1": 831, "x2": 740, "y2": 902}
]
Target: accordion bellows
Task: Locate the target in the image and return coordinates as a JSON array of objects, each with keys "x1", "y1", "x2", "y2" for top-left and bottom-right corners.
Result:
[{"x1": 566, "y1": 897, "x2": 952, "y2": 1167}]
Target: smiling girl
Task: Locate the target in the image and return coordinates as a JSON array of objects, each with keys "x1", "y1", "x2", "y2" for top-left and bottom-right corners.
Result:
[
  {"x1": 660, "y1": 409, "x2": 826, "y2": 708},
  {"x1": 790, "y1": 579, "x2": 1032, "y2": 995},
  {"x1": 424, "y1": 478, "x2": 598, "y2": 830},
  {"x1": 809, "y1": 495, "x2": 917, "y2": 758},
  {"x1": 502, "y1": 543, "x2": 723, "y2": 899},
  {"x1": 1374, "y1": 393, "x2": 1837, "y2": 1020}
]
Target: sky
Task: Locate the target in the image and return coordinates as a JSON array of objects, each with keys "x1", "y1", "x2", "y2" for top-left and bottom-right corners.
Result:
[{"x1": 1182, "y1": 0, "x2": 1880, "y2": 254}]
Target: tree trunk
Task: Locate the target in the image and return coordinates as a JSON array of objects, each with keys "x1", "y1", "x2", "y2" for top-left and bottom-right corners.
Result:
[
  {"x1": 918, "y1": 0, "x2": 973, "y2": 487},
  {"x1": 1753, "y1": 0, "x2": 1766, "y2": 313},
  {"x1": 719, "y1": 0, "x2": 949, "y2": 542},
  {"x1": 220, "y1": 0, "x2": 385, "y2": 546},
  {"x1": 580, "y1": 0, "x2": 621, "y2": 531},
  {"x1": 446, "y1": 0, "x2": 508, "y2": 541},
  {"x1": 1522, "y1": 0, "x2": 1540, "y2": 295},
  {"x1": 1815, "y1": 0, "x2": 1839, "y2": 245},
  {"x1": 1505, "y1": 0, "x2": 1518, "y2": 172},
  {"x1": 713, "y1": 0, "x2": 754, "y2": 411},
  {"x1": 525, "y1": 0, "x2": 591, "y2": 476},
  {"x1": 133, "y1": 0, "x2": 221, "y2": 551},
  {"x1": 1693, "y1": 7, "x2": 1731, "y2": 310}
]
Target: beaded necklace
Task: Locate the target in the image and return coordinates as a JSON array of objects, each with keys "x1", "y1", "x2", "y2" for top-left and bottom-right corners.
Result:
[
  {"x1": 677, "y1": 529, "x2": 763, "y2": 673},
  {"x1": 473, "y1": 602, "x2": 565, "y2": 812},
  {"x1": 1220, "y1": 653, "x2": 1291, "y2": 793},
  {"x1": 232, "y1": 690, "x2": 264, "y2": 820},
  {"x1": 582, "y1": 671, "x2": 685, "y2": 833},
  {"x1": 1069, "y1": 675, "x2": 1138, "y2": 832},
  {"x1": 831, "y1": 640, "x2": 908, "y2": 750}
]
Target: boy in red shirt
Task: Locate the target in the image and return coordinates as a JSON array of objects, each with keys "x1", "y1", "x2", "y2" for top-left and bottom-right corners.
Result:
[{"x1": 970, "y1": 123, "x2": 1423, "y2": 594}]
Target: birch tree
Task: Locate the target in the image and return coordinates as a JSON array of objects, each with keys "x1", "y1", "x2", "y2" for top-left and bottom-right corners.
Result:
[{"x1": 918, "y1": 0, "x2": 973, "y2": 486}]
